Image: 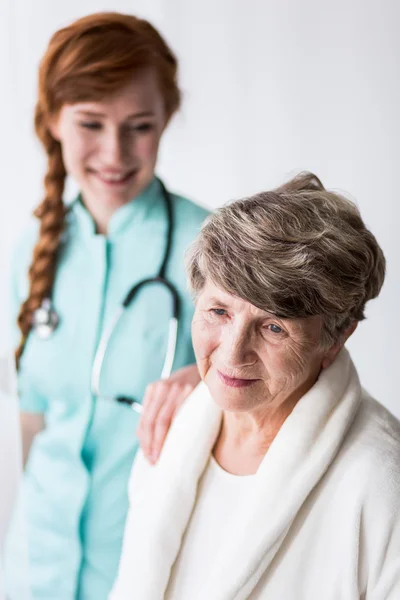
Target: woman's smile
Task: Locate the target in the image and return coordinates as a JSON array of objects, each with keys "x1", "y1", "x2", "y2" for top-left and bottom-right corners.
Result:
[
  {"x1": 89, "y1": 167, "x2": 138, "y2": 187},
  {"x1": 217, "y1": 370, "x2": 260, "y2": 388}
]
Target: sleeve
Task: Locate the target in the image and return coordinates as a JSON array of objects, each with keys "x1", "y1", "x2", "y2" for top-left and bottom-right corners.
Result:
[
  {"x1": 109, "y1": 450, "x2": 151, "y2": 599},
  {"x1": 363, "y1": 455, "x2": 400, "y2": 599},
  {"x1": 16, "y1": 376, "x2": 48, "y2": 414},
  {"x1": 10, "y1": 225, "x2": 48, "y2": 414},
  {"x1": 368, "y1": 517, "x2": 400, "y2": 598},
  {"x1": 369, "y1": 510, "x2": 400, "y2": 599}
]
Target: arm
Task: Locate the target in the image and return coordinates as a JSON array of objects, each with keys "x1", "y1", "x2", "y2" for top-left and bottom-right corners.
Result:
[
  {"x1": 362, "y1": 456, "x2": 400, "y2": 599},
  {"x1": 20, "y1": 412, "x2": 45, "y2": 467},
  {"x1": 366, "y1": 508, "x2": 400, "y2": 599},
  {"x1": 10, "y1": 224, "x2": 46, "y2": 466},
  {"x1": 136, "y1": 363, "x2": 200, "y2": 463}
]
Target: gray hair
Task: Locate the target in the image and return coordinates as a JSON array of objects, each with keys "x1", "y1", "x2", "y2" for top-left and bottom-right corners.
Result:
[{"x1": 186, "y1": 172, "x2": 386, "y2": 345}]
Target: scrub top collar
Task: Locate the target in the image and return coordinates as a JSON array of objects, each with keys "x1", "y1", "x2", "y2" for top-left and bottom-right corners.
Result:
[{"x1": 67, "y1": 177, "x2": 163, "y2": 241}]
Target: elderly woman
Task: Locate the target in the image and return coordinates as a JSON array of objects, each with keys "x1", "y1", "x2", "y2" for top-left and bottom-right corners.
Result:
[{"x1": 110, "y1": 173, "x2": 400, "y2": 600}]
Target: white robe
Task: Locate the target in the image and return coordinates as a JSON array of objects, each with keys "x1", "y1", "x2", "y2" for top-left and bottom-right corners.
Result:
[{"x1": 110, "y1": 350, "x2": 400, "y2": 599}]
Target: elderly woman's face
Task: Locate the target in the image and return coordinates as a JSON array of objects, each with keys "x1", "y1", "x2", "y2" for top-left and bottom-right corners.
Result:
[{"x1": 192, "y1": 281, "x2": 341, "y2": 413}]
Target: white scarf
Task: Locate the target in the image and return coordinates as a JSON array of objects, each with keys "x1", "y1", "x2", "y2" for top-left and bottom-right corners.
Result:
[{"x1": 112, "y1": 349, "x2": 362, "y2": 599}]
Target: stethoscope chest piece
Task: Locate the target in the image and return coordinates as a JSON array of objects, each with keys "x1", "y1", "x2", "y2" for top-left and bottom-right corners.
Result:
[{"x1": 32, "y1": 298, "x2": 59, "y2": 339}]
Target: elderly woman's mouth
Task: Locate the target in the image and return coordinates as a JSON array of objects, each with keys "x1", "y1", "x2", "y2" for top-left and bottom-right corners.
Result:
[{"x1": 217, "y1": 370, "x2": 259, "y2": 388}]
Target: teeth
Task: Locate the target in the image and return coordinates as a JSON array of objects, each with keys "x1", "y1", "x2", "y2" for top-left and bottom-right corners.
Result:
[{"x1": 100, "y1": 173, "x2": 128, "y2": 182}]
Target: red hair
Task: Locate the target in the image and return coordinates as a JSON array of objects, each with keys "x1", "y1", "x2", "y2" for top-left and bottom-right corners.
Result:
[{"x1": 16, "y1": 12, "x2": 181, "y2": 366}]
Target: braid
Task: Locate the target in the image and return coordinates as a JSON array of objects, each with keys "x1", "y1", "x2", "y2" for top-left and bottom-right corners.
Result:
[{"x1": 15, "y1": 108, "x2": 67, "y2": 368}]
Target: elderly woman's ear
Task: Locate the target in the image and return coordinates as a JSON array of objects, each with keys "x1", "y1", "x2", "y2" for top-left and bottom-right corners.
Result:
[{"x1": 321, "y1": 321, "x2": 358, "y2": 370}]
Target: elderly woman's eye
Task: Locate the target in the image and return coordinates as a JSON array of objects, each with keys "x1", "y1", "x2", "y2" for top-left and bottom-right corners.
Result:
[
  {"x1": 211, "y1": 308, "x2": 226, "y2": 316},
  {"x1": 267, "y1": 323, "x2": 283, "y2": 334}
]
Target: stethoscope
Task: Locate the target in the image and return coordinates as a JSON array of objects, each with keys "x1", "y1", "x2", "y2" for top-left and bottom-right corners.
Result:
[{"x1": 31, "y1": 181, "x2": 181, "y2": 414}]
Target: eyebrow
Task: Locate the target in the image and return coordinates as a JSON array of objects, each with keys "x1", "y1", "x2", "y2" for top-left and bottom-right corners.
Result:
[
  {"x1": 207, "y1": 295, "x2": 280, "y2": 320},
  {"x1": 207, "y1": 297, "x2": 230, "y2": 309},
  {"x1": 74, "y1": 110, "x2": 155, "y2": 119}
]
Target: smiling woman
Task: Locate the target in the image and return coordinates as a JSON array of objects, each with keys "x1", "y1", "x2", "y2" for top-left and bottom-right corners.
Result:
[
  {"x1": 112, "y1": 172, "x2": 400, "y2": 600},
  {"x1": 8, "y1": 12, "x2": 208, "y2": 600}
]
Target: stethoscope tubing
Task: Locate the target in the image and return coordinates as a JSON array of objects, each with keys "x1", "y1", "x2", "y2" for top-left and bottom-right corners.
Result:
[
  {"x1": 90, "y1": 312, "x2": 178, "y2": 415},
  {"x1": 90, "y1": 182, "x2": 180, "y2": 413}
]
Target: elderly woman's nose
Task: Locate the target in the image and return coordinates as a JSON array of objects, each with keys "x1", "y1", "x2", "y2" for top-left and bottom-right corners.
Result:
[{"x1": 221, "y1": 325, "x2": 253, "y2": 366}]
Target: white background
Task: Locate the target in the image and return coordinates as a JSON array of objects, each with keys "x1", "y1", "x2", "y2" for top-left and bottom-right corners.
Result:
[{"x1": 0, "y1": 0, "x2": 399, "y2": 416}]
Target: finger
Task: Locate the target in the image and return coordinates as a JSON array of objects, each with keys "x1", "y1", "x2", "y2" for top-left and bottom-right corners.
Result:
[
  {"x1": 148, "y1": 383, "x2": 194, "y2": 461},
  {"x1": 136, "y1": 383, "x2": 151, "y2": 438},
  {"x1": 138, "y1": 380, "x2": 159, "y2": 423},
  {"x1": 150, "y1": 382, "x2": 193, "y2": 461},
  {"x1": 171, "y1": 383, "x2": 193, "y2": 418},
  {"x1": 150, "y1": 383, "x2": 184, "y2": 462},
  {"x1": 137, "y1": 381, "x2": 169, "y2": 460},
  {"x1": 137, "y1": 380, "x2": 163, "y2": 438}
]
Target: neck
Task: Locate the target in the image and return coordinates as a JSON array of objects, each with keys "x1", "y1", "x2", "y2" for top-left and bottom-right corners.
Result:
[
  {"x1": 79, "y1": 177, "x2": 156, "y2": 235},
  {"x1": 213, "y1": 395, "x2": 299, "y2": 475},
  {"x1": 81, "y1": 197, "x2": 118, "y2": 235}
]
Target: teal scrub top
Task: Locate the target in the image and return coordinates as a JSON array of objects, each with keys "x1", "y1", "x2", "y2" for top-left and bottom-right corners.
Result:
[{"x1": 11, "y1": 178, "x2": 209, "y2": 600}]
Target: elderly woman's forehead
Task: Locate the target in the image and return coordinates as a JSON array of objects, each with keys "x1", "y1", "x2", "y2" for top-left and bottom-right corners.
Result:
[
  {"x1": 200, "y1": 282, "x2": 321, "y2": 323},
  {"x1": 200, "y1": 281, "x2": 271, "y2": 313}
]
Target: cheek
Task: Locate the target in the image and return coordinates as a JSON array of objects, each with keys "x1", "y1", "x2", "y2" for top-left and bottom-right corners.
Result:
[
  {"x1": 135, "y1": 133, "x2": 161, "y2": 162},
  {"x1": 191, "y1": 316, "x2": 219, "y2": 366},
  {"x1": 60, "y1": 134, "x2": 91, "y2": 174},
  {"x1": 259, "y1": 342, "x2": 308, "y2": 381},
  {"x1": 265, "y1": 343, "x2": 322, "y2": 388}
]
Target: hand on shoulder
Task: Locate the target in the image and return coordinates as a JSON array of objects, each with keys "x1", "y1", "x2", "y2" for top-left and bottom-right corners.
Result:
[{"x1": 136, "y1": 364, "x2": 201, "y2": 463}]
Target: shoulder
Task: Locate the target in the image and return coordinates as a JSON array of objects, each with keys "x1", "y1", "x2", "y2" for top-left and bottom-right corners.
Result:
[
  {"x1": 128, "y1": 383, "x2": 220, "y2": 499},
  {"x1": 159, "y1": 382, "x2": 221, "y2": 461},
  {"x1": 12, "y1": 218, "x2": 39, "y2": 262},
  {"x1": 337, "y1": 392, "x2": 400, "y2": 504},
  {"x1": 166, "y1": 191, "x2": 210, "y2": 270},
  {"x1": 10, "y1": 218, "x2": 40, "y2": 301},
  {"x1": 350, "y1": 393, "x2": 400, "y2": 468},
  {"x1": 170, "y1": 191, "x2": 210, "y2": 230},
  {"x1": 343, "y1": 395, "x2": 400, "y2": 588},
  {"x1": 11, "y1": 204, "x2": 77, "y2": 300},
  {"x1": 128, "y1": 449, "x2": 153, "y2": 499}
]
